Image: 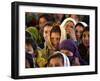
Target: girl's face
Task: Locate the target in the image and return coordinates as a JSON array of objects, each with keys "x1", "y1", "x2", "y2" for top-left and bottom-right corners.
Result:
[
  {"x1": 64, "y1": 21, "x2": 74, "y2": 33},
  {"x1": 25, "y1": 44, "x2": 34, "y2": 54},
  {"x1": 60, "y1": 49, "x2": 73, "y2": 56},
  {"x1": 75, "y1": 26, "x2": 84, "y2": 40},
  {"x1": 82, "y1": 31, "x2": 89, "y2": 47},
  {"x1": 43, "y1": 26, "x2": 52, "y2": 42},
  {"x1": 39, "y1": 17, "x2": 47, "y2": 29},
  {"x1": 48, "y1": 57, "x2": 64, "y2": 67},
  {"x1": 50, "y1": 32, "x2": 61, "y2": 49}
]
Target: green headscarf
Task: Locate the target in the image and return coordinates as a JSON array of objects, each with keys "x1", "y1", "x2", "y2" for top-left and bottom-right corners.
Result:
[{"x1": 26, "y1": 27, "x2": 42, "y2": 45}]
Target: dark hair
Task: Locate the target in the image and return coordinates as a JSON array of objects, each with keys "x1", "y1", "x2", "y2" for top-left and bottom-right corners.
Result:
[
  {"x1": 43, "y1": 22, "x2": 53, "y2": 29},
  {"x1": 81, "y1": 27, "x2": 89, "y2": 39},
  {"x1": 38, "y1": 14, "x2": 55, "y2": 24},
  {"x1": 68, "y1": 14, "x2": 80, "y2": 20},
  {"x1": 83, "y1": 27, "x2": 89, "y2": 32},
  {"x1": 50, "y1": 25, "x2": 61, "y2": 36},
  {"x1": 48, "y1": 53, "x2": 64, "y2": 65},
  {"x1": 75, "y1": 23, "x2": 85, "y2": 29},
  {"x1": 25, "y1": 52, "x2": 34, "y2": 68}
]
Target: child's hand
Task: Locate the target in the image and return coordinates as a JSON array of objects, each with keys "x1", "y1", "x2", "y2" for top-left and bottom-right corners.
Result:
[{"x1": 68, "y1": 28, "x2": 77, "y2": 41}]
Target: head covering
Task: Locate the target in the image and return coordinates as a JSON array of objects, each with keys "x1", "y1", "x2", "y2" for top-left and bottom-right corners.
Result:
[
  {"x1": 25, "y1": 31, "x2": 37, "y2": 50},
  {"x1": 26, "y1": 27, "x2": 42, "y2": 45},
  {"x1": 60, "y1": 18, "x2": 76, "y2": 42},
  {"x1": 75, "y1": 21, "x2": 88, "y2": 28},
  {"x1": 59, "y1": 39, "x2": 79, "y2": 57},
  {"x1": 60, "y1": 18, "x2": 77, "y2": 28},
  {"x1": 80, "y1": 22, "x2": 88, "y2": 27},
  {"x1": 48, "y1": 51, "x2": 70, "y2": 67}
]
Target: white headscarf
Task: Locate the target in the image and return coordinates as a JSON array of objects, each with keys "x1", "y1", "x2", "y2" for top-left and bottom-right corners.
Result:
[
  {"x1": 60, "y1": 18, "x2": 77, "y2": 28},
  {"x1": 53, "y1": 51, "x2": 70, "y2": 66},
  {"x1": 60, "y1": 18, "x2": 76, "y2": 42},
  {"x1": 79, "y1": 21, "x2": 88, "y2": 27}
]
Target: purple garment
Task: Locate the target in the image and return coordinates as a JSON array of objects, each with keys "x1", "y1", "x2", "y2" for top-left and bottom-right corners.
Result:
[{"x1": 59, "y1": 39, "x2": 79, "y2": 57}]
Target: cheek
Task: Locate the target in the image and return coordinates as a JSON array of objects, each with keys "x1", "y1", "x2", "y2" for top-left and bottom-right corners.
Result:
[
  {"x1": 82, "y1": 37, "x2": 85, "y2": 43},
  {"x1": 76, "y1": 32, "x2": 81, "y2": 38},
  {"x1": 82, "y1": 37, "x2": 89, "y2": 46},
  {"x1": 69, "y1": 52, "x2": 73, "y2": 56},
  {"x1": 43, "y1": 33, "x2": 47, "y2": 38},
  {"x1": 64, "y1": 26, "x2": 69, "y2": 32},
  {"x1": 53, "y1": 39, "x2": 60, "y2": 46},
  {"x1": 43, "y1": 32, "x2": 48, "y2": 40},
  {"x1": 25, "y1": 45, "x2": 34, "y2": 54}
]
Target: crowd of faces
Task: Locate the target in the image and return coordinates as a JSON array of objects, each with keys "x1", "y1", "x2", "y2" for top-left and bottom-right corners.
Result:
[{"x1": 25, "y1": 13, "x2": 90, "y2": 68}]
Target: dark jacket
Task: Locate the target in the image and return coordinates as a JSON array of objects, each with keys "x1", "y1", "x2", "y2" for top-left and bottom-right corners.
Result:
[{"x1": 78, "y1": 43, "x2": 89, "y2": 65}]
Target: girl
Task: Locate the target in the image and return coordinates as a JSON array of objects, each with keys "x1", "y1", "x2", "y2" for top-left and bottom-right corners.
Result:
[
  {"x1": 50, "y1": 25, "x2": 61, "y2": 50},
  {"x1": 47, "y1": 51, "x2": 70, "y2": 67},
  {"x1": 26, "y1": 26, "x2": 42, "y2": 47},
  {"x1": 38, "y1": 14, "x2": 55, "y2": 31},
  {"x1": 59, "y1": 39, "x2": 80, "y2": 66},
  {"x1": 78, "y1": 27, "x2": 90, "y2": 65},
  {"x1": 25, "y1": 31, "x2": 38, "y2": 68},
  {"x1": 37, "y1": 25, "x2": 61, "y2": 67},
  {"x1": 39, "y1": 23, "x2": 52, "y2": 49},
  {"x1": 60, "y1": 18, "x2": 77, "y2": 42},
  {"x1": 75, "y1": 22, "x2": 88, "y2": 45}
]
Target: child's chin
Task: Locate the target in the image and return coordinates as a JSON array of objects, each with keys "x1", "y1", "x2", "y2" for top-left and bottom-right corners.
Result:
[{"x1": 84, "y1": 44, "x2": 89, "y2": 48}]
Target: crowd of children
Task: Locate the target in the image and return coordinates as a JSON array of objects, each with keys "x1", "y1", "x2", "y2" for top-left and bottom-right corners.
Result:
[{"x1": 25, "y1": 13, "x2": 90, "y2": 68}]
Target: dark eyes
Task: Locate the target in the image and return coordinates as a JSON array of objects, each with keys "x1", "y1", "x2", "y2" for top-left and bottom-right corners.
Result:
[
  {"x1": 45, "y1": 31, "x2": 48, "y2": 34},
  {"x1": 83, "y1": 34, "x2": 89, "y2": 38},
  {"x1": 51, "y1": 37, "x2": 60, "y2": 41},
  {"x1": 76, "y1": 30, "x2": 83, "y2": 33}
]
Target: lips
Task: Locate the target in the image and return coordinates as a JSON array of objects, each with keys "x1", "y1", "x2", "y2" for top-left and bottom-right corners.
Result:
[{"x1": 84, "y1": 41, "x2": 89, "y2": 47}]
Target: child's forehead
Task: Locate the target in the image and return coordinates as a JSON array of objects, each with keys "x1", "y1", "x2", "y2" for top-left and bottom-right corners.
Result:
[
  {"x1": 50, "y1": 56, "x2": 63, "y2": 62},
  {"x1": 61, "y1": 49, "x2": 71, "y2": 52},
  {"x1": 83, "y1": 31, "x2": 89, "y2": 34},
  {"x1": 76, "y1": 25, "x2": 84, "y2": 29},
  {"x1": 44, "y1": 26, "x2": 52, "y2": 29},
  {"x1": 51, "y1": 32, "x2": 60, "y2": 34}
]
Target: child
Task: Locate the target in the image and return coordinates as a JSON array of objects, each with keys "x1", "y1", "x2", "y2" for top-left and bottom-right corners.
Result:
[
  {"x1": 26, "y1": 27, "x2": 42, "y2": 47},
  {"x1": 38, "y1": 14, "x2": 55, "y2": 41},
  {"x1": 39, "y1": 23, "x2": 52, "y2": 49},
  {"x1": 75, "y1": 22, "x2": 88, "y2": 45},
  {"x1": 36, "y1": 25, "x2": 61, "y2": 67},
  {"x1": 25, "y1": 31, "x2": 38, "y2": 68},
  {"x1": 47, "y1": 51, "x2": 70, "y2": 67},
  {"x1": 50, "y1": 24, "x2": 61, "y2": 50},
  {"x1": 60, "y1": 18, "x2": 77, "y2": 42},
  {"x1": 59, "y1": 39, "x2": 80, "y2": 66},
  {"x1": 78, "y1": 27, "x2": 89, "y2": 65}
]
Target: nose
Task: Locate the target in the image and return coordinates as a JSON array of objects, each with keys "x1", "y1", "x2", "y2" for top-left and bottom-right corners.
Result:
[
  {"x1": 85, "y1": 36, "x2": 89, "y2": 41},
  {"x1": 76, "y1": 32, "x2": 80, "y2": 38}
]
